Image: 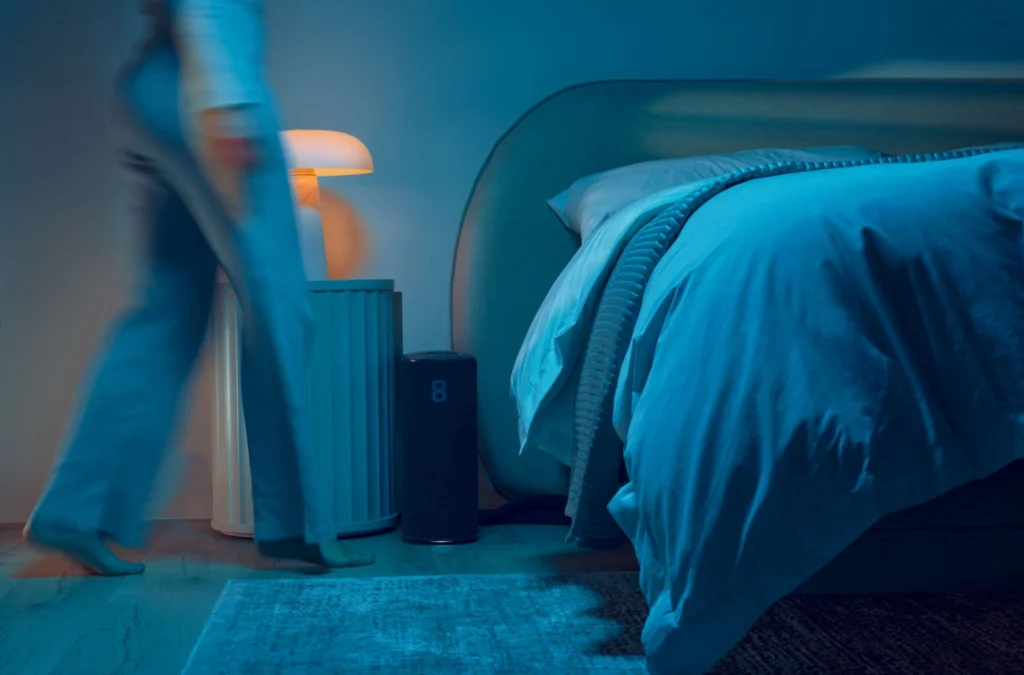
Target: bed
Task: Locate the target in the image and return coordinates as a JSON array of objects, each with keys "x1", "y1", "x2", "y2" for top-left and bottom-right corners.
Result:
[{"x1": 451, "y1": 80, "x2": 1024, "y2": 672}]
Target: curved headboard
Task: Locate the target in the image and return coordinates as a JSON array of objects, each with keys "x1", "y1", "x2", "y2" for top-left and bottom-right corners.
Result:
[{"x1": 452, "y1": 79, "x2": 1024, "y2": 501}]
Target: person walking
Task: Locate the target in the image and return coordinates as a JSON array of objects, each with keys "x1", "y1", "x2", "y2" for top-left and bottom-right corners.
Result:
[{"x1": 23, "y1": 0, "x2": 375, "y2": 574}]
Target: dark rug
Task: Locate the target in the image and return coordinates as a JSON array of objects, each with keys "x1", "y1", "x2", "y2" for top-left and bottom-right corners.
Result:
[{"x1": 183, "y1": 572, "x2": 1024, "y2": 674}]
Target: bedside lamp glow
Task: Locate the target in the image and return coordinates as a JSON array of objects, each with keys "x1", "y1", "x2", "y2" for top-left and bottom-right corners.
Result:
[
  {"x1": 282, "y1": 129, "x2": 374, "y2": 176},
  {"x1": 281, "y1": 130, "x2": 373, "y2": 280}
]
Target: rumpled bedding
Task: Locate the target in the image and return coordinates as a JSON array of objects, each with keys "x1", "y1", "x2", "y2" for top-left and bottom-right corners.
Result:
[{"x1": 599, "y1": 147, "x2": 1024, "y2": 673}]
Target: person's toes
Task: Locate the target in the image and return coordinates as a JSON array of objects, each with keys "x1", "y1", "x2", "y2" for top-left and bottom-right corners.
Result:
[
  {"x1": 258, "y1": 538, "x2": 375, "y2": 568},
  {"x1": 317, "y1": 540, "x2": 376, "y2": 568}
]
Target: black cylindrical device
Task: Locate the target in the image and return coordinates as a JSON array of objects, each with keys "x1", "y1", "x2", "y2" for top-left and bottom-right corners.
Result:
[{"x1": 398, "y1": 351, "x2": 479, "y2": 544}]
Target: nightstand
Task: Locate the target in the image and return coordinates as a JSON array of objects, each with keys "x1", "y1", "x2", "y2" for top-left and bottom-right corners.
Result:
[{"x1": 210, "y1": 279, "x2": 402, "y2": 538}]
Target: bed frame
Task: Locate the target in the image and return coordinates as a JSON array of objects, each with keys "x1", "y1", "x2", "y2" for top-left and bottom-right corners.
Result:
[{"x1": 451, "y1": 79, "x2": 1024, "y2": 593}]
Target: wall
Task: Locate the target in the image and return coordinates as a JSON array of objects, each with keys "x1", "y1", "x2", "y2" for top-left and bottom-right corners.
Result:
[{"x1": 1, "y1": 0, "x2": 1022, "y2": 523}]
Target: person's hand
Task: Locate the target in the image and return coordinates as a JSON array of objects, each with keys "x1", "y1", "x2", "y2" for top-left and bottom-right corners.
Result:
[
  {"x1": 197, "y1": 107, "x2": 258, "y2": 171},
  {"x1": 195, "y1": 106, "x2": 258, "y2": 218}
]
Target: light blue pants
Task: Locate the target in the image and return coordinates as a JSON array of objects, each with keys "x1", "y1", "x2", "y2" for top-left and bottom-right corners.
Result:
[{"x1": 30, "y1": 35, "x2": 333, "y2": 547}]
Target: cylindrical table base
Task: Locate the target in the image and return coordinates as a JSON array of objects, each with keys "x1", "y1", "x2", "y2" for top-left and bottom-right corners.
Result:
[{"x1": 210, "y1": 279, "x2": 399, "y2": 539}]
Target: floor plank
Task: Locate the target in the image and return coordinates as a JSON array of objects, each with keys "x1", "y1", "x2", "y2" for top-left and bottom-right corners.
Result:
[{"x1": 0, "y1": 520, "x2": 636, "y2": 675}]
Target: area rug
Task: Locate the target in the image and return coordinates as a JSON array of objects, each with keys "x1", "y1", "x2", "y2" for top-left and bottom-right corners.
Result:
[{"x1": 183, "y1": 572, "x2": 1024, "y2": 674}]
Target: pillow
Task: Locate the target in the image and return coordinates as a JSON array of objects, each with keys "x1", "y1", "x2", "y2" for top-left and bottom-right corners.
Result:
[{"x1": 548, "y1": 146, "x2": 886, "y2": 240}]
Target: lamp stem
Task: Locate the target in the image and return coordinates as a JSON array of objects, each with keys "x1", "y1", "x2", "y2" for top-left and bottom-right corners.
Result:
[
  {"x1": 292, "y1": 173, "x2": 322, "y2": 211},
  {"x1": 291, "y1": 173, "x2": 329, "y2": 280}
]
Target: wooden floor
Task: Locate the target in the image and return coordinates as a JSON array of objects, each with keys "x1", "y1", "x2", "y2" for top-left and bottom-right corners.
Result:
[{"x1": 0, "y1": 520, "x2": 638, "y2": 675}]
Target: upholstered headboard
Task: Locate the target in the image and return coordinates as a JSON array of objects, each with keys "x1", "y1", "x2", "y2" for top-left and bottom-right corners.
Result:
[{"x1": 451, "y1": 79, "x2": 1024, "y2": 501}]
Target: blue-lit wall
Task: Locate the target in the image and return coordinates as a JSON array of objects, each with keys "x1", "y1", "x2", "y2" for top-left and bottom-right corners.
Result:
[{"x1": 0, "y1": 0, "x2": 1020, "y2": 521}]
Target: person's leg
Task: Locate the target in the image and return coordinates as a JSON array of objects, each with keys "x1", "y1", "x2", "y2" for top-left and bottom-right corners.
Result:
[
  {"x1": 26, "y1": 164, "x2": 218, "y2": 575},
  {"x1": 231, "y1": 114, "x2": 374, "y2": 567},
  {"x1": 117, "y1": 40, "x2": 372, "y2": 566}
]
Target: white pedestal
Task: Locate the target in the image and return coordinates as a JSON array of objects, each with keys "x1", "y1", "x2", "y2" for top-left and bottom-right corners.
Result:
[{"x1": 210, "y1": 279, "x2": 400, "y2": 538}]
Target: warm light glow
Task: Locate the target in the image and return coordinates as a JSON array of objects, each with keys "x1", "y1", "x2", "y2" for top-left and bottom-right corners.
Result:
[
  {"x1": 318, "y1": 187, "x2": 368, "y2": 278},
  {"x1": 290, "y1": 176, "x2": 368, "y2": 279},
  {"x1": 281, "y1": 129, "x2": 374, "y2": 176}
]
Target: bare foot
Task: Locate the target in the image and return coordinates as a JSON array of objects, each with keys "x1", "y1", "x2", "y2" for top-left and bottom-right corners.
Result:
[
  {"x1": 24, "y1": 520, "x2": 145, "y2": 576},
  {"x1": 257, "y1": 538, "x2": 376, "y2": 568}
]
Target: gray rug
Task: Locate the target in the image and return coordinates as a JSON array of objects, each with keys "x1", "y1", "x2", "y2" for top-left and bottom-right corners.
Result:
[{"x1": 183, "y1": 572, "x2": 1024, "y2": 674}]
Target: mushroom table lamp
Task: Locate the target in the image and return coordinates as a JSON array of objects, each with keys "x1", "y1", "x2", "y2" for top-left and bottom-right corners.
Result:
[{"x1": 281, "y1": 129, "x2": 374, "y2": 280}]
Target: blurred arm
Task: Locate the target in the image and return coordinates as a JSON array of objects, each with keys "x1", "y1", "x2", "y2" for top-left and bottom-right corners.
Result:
[{"x1": 175, "y1": 0, "x2": 267, "y2": 113}]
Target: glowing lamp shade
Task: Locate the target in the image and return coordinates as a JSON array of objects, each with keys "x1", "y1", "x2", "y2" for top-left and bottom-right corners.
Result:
[
  {"x1": 282, "y1": 129, "x2": 374, "y2": 176},
  {"x1": 281, "y1": 130, "x2": 373, "y2": 281}
]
